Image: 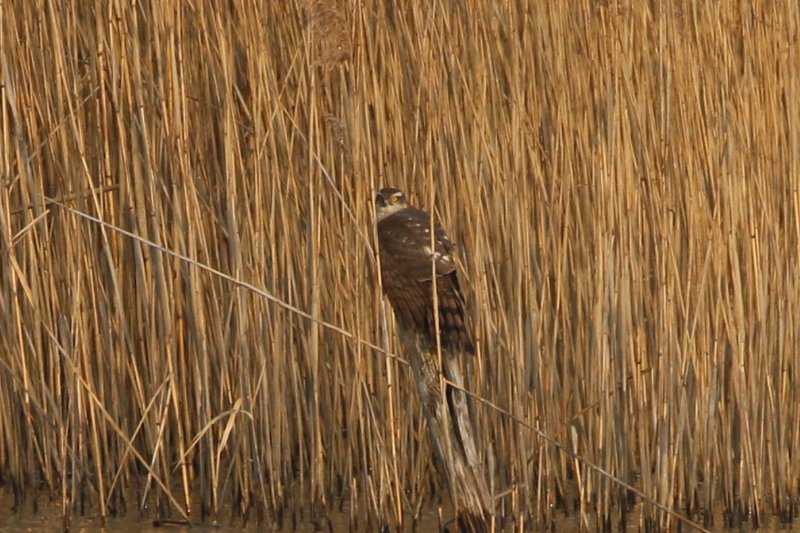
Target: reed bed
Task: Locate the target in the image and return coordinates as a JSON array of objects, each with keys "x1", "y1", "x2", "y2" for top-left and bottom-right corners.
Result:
[{"x1": 1, "y1": 0, "x2": 798, "y2": 530}]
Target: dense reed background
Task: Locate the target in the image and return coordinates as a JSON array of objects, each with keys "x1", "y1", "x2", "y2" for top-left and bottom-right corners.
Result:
[{"x1": 1, "y1": 0, "x2": 799, "y2": 530}]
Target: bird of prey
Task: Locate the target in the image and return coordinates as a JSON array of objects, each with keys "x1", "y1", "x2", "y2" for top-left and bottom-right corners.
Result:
[
  {"x1": 375, "y1": 187, "x2": 474, "y2": 354},
  {"x1": 375, "y1": 187, "x2": 491, "y2": 528}
]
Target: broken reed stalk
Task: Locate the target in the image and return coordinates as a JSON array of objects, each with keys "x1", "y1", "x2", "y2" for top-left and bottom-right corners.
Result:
[
  {"x1": 1, "y1": 1, "x2": 798, "y2": 531},
  {"x1": 400, "y1": 336, "x2": 491, "y2": 531}
]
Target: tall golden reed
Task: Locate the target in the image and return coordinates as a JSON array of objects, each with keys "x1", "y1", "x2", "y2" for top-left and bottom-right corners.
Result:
[{"x1": 1, "y1": 1, "x2": 798, "y2": 530}]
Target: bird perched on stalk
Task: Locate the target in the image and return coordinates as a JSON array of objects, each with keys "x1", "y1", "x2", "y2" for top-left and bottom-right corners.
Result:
[
  {"x1": 374, "y1": 187, "x2": 475, "y2": 355},
  {"x1": 375, "y1": 187, "x2": 490, "y2": 531}
]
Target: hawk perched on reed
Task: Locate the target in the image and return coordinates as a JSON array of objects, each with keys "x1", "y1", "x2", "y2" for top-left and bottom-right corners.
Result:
[
  {"x1": 375, "y1": 187, "x2": 474, "y2": 354},
  {"x1": 375, "y1": 187, "x2": 490, "y2": 527}
]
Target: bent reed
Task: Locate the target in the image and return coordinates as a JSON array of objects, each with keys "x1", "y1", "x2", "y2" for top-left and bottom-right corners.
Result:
[{"x1": 1, "y1": 1, "x2": 798, "y2": 530}]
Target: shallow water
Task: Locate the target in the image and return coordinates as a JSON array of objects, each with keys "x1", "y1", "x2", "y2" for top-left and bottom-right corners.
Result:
[
  {"x1": 0, "y1": 489, "x2": 440, "y2": 532},
  {"x1": 0, "y1": 488, "x2": 795, "y2": 532}
]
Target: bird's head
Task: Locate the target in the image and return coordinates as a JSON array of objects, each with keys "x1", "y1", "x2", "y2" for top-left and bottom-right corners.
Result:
[{"x1": 375, "y1": 187, "x2": 409, "y2": 221}]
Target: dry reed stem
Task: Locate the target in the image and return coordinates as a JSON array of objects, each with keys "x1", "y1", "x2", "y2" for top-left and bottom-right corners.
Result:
[{"x1": 1, "y1": 1, "x2": 798, "y2": 530}]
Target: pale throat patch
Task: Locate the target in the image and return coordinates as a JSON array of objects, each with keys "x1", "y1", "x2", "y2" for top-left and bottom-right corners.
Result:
[{"x1": 376, "y1": 203, "x2": 407, "y2": 222}]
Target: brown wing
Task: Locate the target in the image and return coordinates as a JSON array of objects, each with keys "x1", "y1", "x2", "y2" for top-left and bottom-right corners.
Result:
[{"x1": 378, "y1": 207, "x2": 474, "y2": 354}]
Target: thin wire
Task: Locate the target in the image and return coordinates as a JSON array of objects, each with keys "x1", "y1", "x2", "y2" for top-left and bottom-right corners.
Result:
[
  {"x1": 45, "y1": 196, "x2": 709, "y2": 532},
  {"x1": 445, "y1": 379, "x2": 709, "y2": 532},
  {"x1": 43, "y1": 196, "x2": 407, "y2": 366}
]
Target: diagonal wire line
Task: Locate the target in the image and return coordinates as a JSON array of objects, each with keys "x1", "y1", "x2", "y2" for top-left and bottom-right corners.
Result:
[
  {"x1": 43, "y1": 195, "x2": 406, "y2": 365},
  {"x1": 44, "y1": 195, "x2": 708, "y2": 532},
  {"x1": 448, "y1": 380, "x2": 709, "y2": 532}
]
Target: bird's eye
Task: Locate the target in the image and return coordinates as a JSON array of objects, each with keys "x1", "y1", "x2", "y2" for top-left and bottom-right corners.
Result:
[{"x1": 389, "y1": 196, "x2": 398, "y2": 204}]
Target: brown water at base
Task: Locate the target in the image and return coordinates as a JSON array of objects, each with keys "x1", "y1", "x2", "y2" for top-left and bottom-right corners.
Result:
[
  {"x1": 0, "y1": 488, "x2": 795, "y2": 532},
  {"x1": 0, "y1": 488, "x2": 442, "y2": 532}
]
